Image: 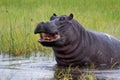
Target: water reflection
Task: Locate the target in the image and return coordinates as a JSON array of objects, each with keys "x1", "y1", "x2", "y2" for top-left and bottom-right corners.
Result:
[
  {"x1": 0, "y1": 53, "x2": 120, "y2": 80},
  {"x1": 0, "y1": 53, "x2": 55, "y2": 80}
]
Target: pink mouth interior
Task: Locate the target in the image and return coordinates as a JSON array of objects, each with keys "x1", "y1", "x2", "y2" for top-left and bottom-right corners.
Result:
[{"x1": 39, "y1": 32, "x2": 60, "y2": 42}]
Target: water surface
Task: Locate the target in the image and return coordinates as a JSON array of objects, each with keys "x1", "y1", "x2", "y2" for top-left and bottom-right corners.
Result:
[
  {"x1": 0, "y1": 53, "x2": 120, "y2": 80},
  {"x1": 0, "y1": 53, "x2": 55, "y2": 80}
]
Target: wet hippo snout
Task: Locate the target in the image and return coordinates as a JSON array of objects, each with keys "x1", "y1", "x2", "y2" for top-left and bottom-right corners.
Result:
[
  {"x1": 34, "y1": 21, "x2": 58, "y2": 34},
  {"x1": 34, "y1": 20, "x2": 60, "y2": 44},
  {"x1": 34, "y1": 22, "x2": 45, "y2": 34}
]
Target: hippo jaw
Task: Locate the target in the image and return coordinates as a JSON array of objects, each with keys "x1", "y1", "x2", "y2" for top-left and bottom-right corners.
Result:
[{"x1": 38, "y1": 32, "x2": 60, "y2": 42}]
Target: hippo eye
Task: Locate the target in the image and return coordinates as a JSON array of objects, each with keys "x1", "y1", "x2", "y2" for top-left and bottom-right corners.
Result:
[{"x1": 59, "y1": 17, "x2": 65, "y2": 21}]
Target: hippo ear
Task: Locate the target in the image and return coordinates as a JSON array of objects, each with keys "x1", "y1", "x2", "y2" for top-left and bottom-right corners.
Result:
[
  {"x1": 53, "y1": 13, "x2": 57, "y2": 16},
  {"x1": 68, "y1": 13, "x2": 73, "y2": 20},
  {"x1": 50, "y1": 13, "x2": 57, "y2": 21}
]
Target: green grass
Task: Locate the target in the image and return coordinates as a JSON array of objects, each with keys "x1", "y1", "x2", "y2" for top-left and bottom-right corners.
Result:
[
  {"x1": 0, "y1": 0, "x2": 120, "y2": 55},
  {"x1": 55, "y1": 66, "x2": 97, "y2": 80}
]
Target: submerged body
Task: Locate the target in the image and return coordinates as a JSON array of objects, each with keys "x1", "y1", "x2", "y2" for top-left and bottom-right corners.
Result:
[{"x1": 34, "y1": 14, "x2": 120, "y2": 68}]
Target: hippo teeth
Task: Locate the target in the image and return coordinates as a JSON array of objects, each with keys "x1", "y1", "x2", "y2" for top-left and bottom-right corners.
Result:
[{"x1": 39, "y1": 32, "x2": 60, "y2": 42}]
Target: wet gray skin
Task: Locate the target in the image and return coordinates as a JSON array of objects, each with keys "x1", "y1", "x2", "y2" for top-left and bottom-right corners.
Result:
[{"x1": 34, "y1": 14, "x2": 120, "y2": 68}]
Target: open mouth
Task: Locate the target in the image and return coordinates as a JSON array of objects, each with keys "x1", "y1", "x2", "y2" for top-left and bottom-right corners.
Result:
[{"x1": 38, "y1": 32, "x2": 60, "y2": 42}]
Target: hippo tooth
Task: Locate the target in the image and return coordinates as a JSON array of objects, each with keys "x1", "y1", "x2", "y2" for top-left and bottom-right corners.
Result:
[
  {"x1": 40, "y1": 33, "x2": 42, "y2": 39},
  {"x1": 41, "y1": 33, "x2": 46, "y2": 40}
]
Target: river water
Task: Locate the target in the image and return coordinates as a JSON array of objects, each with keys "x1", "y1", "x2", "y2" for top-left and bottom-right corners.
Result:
[{"x1": 0, "y1": 52, "x2": 120, "y2": 80}]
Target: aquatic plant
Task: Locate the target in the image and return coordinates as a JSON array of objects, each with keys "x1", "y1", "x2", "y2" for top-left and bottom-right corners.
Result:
[
  {"x1": 0, "y1": 0, "x2": 120, "y2": 55},
  {"x1": 54, "y1": 66, "x2": 97, "y2": 80}
]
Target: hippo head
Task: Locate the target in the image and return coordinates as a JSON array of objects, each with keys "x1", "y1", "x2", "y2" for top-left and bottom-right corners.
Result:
[{"x1": 34, "y1": 14, "x2": 76, "y2": 47}]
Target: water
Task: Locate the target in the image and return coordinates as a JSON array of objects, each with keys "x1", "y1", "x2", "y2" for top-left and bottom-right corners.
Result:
[
  {"x1": 0, "y1": 53, "x2": 55, "y2": 80},
  {"x1": 0, "y1": 53, "x2": 120, "y2": 80}
]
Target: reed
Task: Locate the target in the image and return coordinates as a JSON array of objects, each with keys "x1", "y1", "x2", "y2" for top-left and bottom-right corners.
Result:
[{"x1": 0, "y1": 0, "x2": 120, "y2": 55}]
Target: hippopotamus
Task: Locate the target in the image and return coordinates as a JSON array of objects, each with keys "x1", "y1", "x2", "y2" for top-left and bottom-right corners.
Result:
[{"x1": 34, "y1": 13, "x2": 120, "y2": 68}]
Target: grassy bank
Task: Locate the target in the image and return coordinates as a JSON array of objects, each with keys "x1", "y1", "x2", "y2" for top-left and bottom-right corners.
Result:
[{"x1": 0, "y1": 0, "x2": 120, "y2": 55}]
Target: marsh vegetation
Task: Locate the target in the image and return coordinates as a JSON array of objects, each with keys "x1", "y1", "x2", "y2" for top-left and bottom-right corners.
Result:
[{"x1": 0, "y1": 0, "x2": 120, "y2": 55}]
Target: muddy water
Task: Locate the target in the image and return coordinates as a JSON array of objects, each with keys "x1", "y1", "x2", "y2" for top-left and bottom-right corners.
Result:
[{"x1": 0, "y1": 53, "x2": 120, "y2": 80}]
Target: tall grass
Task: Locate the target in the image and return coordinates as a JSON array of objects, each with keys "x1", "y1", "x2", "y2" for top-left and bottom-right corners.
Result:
[{"x1": 0, "y1": 0, "x2": 120, "y2": 55}]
